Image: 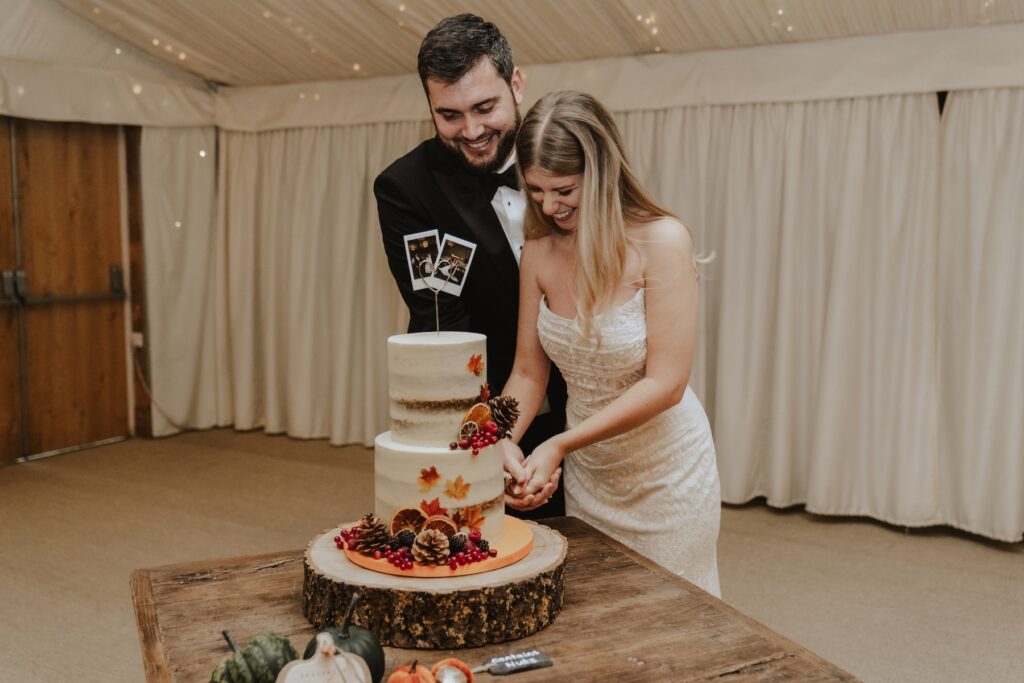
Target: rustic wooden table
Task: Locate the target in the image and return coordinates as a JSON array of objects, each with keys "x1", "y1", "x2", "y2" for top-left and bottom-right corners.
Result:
[{"x1": 131, "y1": 517, "x2": 857, "y2": 682}]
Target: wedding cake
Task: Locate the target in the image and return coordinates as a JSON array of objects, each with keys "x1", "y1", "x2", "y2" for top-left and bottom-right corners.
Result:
[
  {"x1": 374, "y1": 331, "x2": 506, "y2": 543},
  {"x1": 304, "y1": 332, "x2": 566, "y2": 649}
]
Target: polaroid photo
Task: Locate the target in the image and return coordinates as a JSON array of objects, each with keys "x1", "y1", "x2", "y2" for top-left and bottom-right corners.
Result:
[
  {"x1": 426, "y1": 234, "x2": 477, "y2": 297},
  {"x1": 403, "y1": 229, "x2": 441, "y2": 291}
]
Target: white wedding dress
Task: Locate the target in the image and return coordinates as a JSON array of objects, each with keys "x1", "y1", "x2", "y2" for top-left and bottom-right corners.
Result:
[{"x1": 538, "y1": 288, "x2": 722, "y2": 596}]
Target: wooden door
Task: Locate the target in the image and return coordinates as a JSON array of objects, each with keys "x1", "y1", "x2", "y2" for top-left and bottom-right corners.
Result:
[
  {"x1": 0, "y1": 120, "x2": 20, "y2": 464},
  {"x1": 10, "y1": 118, "x2": 128, "y2": 458}
]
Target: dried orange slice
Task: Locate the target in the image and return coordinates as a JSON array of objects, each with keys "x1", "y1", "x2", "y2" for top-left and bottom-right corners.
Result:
[
  {"x1": 459, "y1": 421, "x2": 479, "y2": 440},
  {"x1": 390, "y1": 506, "x2": 427, "y2": 536},
  {"x1": 461, "y1": 403, "x2": 492, "y2": 429},
  {"x1": 421, "y1": 514, "x2": 458, "y2": 537}
]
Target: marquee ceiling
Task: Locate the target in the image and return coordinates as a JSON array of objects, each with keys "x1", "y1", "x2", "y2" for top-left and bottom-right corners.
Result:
[{"x1": 57, "y1": 0, "x2": 1024, "y2": 86}]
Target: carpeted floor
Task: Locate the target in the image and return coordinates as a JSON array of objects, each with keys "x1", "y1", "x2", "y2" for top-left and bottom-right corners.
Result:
[{"x1": 1, "y1": 430, "x2": 1021, "y2": 681}]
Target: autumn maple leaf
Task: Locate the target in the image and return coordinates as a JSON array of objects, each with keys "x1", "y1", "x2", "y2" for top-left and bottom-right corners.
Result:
[
  {"x1": 453, "y1": 505, "x2": 485, "y2": 533},
  {"x1": 478, "y1": 382, "x2": 491, "y2": 403},
  {"x1": 444, "y1": 475, "x2": 471, "y2": 500},
  {"x1": 420, "y1": 498, "x2": 448, "y2": 517},
  {"x1": 467, "y1": 353, "x2": 485, "y2": 376},
  {"x1": 418, "y1": 466, "x2": 441, "y2": 491}
]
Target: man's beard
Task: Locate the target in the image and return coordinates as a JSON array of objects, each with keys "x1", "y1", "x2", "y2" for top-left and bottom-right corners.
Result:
[{"x1": 439, "y1": 108, "x2": 521, "y2": 175}]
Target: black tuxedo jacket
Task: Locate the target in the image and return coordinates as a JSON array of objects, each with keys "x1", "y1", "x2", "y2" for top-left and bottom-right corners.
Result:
[{"x1": 374, "y1": 138, "x2": 568, "y2": 513}]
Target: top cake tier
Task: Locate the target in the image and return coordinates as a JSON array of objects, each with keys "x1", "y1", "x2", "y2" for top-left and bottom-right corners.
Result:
[{"x1": 388, "y1": 331, "x2": 487, "y2": 445}]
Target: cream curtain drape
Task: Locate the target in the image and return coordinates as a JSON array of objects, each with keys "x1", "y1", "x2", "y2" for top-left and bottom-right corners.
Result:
[
  {"x1": 214, "y1": 124, "x2": 419, "y2": 444},
  {"x1": 141, "y1": 127, "x2": 220, "y2": 436},
  {"x1": 142, "y1": 88, "x2": 1024, "y2": 540},
  {"x1": 130, "y1": 24, "x2": 1024, "y2": 539},
  {"x1": 142, "y1": 123, "x2": 422, "y2": 443},
  {"x1": 618, "y1": 96, "x2": 943, "y2": 527},
  {"x1": 938, "y1": 89, "x2": 1024, "y2": 541}
]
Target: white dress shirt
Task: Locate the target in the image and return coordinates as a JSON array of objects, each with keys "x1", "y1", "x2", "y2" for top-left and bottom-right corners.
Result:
[
  {"x1": 488, "y1": 152, "x2": 549, "y2": 414},
  {"x1": 489, "y1": 153, "x2": 527, "y2": 265}
]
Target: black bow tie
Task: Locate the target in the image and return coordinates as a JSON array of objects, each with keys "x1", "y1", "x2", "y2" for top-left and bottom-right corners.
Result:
[{"x1": 480, "y1": 165, "x2": 520, "y2": 197}]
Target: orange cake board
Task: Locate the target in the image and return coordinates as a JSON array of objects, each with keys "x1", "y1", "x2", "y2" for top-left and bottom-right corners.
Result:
[{"x1": 342, "y1": 515, "x2": 533, "y2": 578}]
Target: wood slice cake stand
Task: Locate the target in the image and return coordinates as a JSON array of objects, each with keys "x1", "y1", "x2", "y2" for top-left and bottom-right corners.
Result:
[{"x1": 303, "y1": 518, "x2": 567, "y2": 649}]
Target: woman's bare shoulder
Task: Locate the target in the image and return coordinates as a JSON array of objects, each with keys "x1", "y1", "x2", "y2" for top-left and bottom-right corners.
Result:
[
  {"x1": 523, "y1": 234, "x2": 557, "y2": 259},
  {"x1": 631, "y1": 216, "x2": 694, "y2": 259}
]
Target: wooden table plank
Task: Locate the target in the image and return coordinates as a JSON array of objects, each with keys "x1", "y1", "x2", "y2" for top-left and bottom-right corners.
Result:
[
  {"x1": 130, "y1": 568, "x2": 172, "y2": 683},
  {"x1": 131, "y1": 517, "x2": 857, "y2": 682}
]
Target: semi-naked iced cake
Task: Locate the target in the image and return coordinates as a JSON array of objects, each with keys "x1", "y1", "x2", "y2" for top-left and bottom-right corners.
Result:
[{"x1": 375, "y1": 331, "x2": 505, "y2": 542}]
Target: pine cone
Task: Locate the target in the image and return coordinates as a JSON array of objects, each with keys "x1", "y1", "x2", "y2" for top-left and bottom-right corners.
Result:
[
  {"x1": 353, "y1": 514, "x2": 389, "y2": 555},
  {"x1": 488, "y1": 395, "x2": 520, "y2": 437},
  {"x1": 412, "y1": 528, "x2": 451, "y2": 565}
]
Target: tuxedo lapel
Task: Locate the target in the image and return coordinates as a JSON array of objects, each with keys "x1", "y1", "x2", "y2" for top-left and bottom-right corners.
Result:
[{"x1": 428, "y1": 140, "x2": 519, "y2": 293}]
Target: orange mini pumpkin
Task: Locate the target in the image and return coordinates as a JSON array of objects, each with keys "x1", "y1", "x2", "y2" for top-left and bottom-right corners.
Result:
[
  {"x1": 386, "y1": 660, "x2": 435, "y2": 683},
  {"x1": 431, "y1": 658, "x2": 473, "y2": 682}
]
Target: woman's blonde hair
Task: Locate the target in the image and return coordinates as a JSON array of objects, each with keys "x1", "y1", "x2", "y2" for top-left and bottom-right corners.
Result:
[{"x1": 515, "y1": 90, "x2": 674, "y2": 339}]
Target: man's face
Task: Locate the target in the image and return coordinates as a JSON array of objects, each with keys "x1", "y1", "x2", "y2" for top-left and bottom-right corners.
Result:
[{"x1": 426, "y1": 57, "x2": 524, "y2": 174}]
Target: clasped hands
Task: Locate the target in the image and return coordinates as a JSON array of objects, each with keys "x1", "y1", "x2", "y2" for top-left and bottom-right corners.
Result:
[{"x1": 499, "y1": 438, "x2": 565, "y2": 511}]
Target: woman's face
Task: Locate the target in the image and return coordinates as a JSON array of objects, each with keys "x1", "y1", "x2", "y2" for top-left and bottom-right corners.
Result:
[{"x1": 523, "y1": 167, "x2": 583, "y2": 232}]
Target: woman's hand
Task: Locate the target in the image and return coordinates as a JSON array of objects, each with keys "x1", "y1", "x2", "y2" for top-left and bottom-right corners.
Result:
[
  {"x1": 523, "y1": 438, "x2": 568, "y2": 496},
  {"x1": 507, "y1": 467, "x2": 562, "y2": 511},
  {"x1": 499, "y1": 439, "x2": 527, "y2": 490},
  {"x1": 501, "y1": 438, "x2": 562, "y2": 510}
]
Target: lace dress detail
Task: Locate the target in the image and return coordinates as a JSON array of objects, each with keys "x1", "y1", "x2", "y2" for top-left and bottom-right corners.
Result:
[{"x1": 538, "y1": 289, "x2": 721, "y2": 596}]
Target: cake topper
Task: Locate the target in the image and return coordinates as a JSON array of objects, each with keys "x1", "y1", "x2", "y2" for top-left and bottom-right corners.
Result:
[
  {"x1": 403, "y1": 229, "x2": 440, "y2": 292},
  {"x1": 405, "y1": 232, "x2": 478, "y2": 332},
  {"x1": 418, "y1": 256, "x2": 459, "y2": 333},
  {"x1": 427, "y1": 234, "x2": 476, "y2": 297}
]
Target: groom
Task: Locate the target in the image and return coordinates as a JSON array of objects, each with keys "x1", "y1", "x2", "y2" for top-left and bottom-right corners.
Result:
[{"x1": 374, "y1": 14, "x2": 566, "y2": 516}]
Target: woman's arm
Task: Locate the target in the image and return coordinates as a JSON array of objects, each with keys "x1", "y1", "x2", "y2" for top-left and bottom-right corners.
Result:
[
  {"x1": 501, "y1": 238, "x2": 553, "y2": 442},
  {"x1": 498, "y1": 239, "x2": 562, "y2": 508},
  {"x1": 523, "y1": 218, "x2": 699, "y2": 493}
]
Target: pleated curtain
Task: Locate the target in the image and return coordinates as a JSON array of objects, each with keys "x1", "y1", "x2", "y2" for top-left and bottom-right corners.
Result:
[
  {"x1": 142, "y1": 122, "x2": 423, "y2": 442},
  {"x1": 937, "y1": 89, "x2": 1024, "y2": 541},
  {"x1": 140, "y1": 127, "x2": 220, "y2": 433},
  {"x1": 141, "y1": 89, "x2": 1023, "y2": 541},
  {"x1": 618, "y1": 95, "x2": 942, "y2": 526}
]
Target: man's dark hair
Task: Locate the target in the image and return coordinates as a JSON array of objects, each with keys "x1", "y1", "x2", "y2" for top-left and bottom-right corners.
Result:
[{"x1": 417, "y1": 14, "x2": 514, "y2": 89}]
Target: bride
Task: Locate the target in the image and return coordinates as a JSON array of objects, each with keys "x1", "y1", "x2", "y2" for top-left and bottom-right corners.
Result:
[{"x1": 500, "y1": 91, "x2": 721, "y2": 596}]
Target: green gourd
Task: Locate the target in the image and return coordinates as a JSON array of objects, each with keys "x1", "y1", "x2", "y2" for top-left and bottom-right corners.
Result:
[
  {"x1": 303, "y1": 592, "x2": 385, "y2": 683},
  {"x1": 210, "y1": 630, "x2": 297, "y2": 683}
]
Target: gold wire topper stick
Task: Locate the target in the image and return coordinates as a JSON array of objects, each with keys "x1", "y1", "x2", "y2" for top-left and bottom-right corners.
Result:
[{"x1": 418, "y1": 255, "x2": 465, "y2": 334}]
